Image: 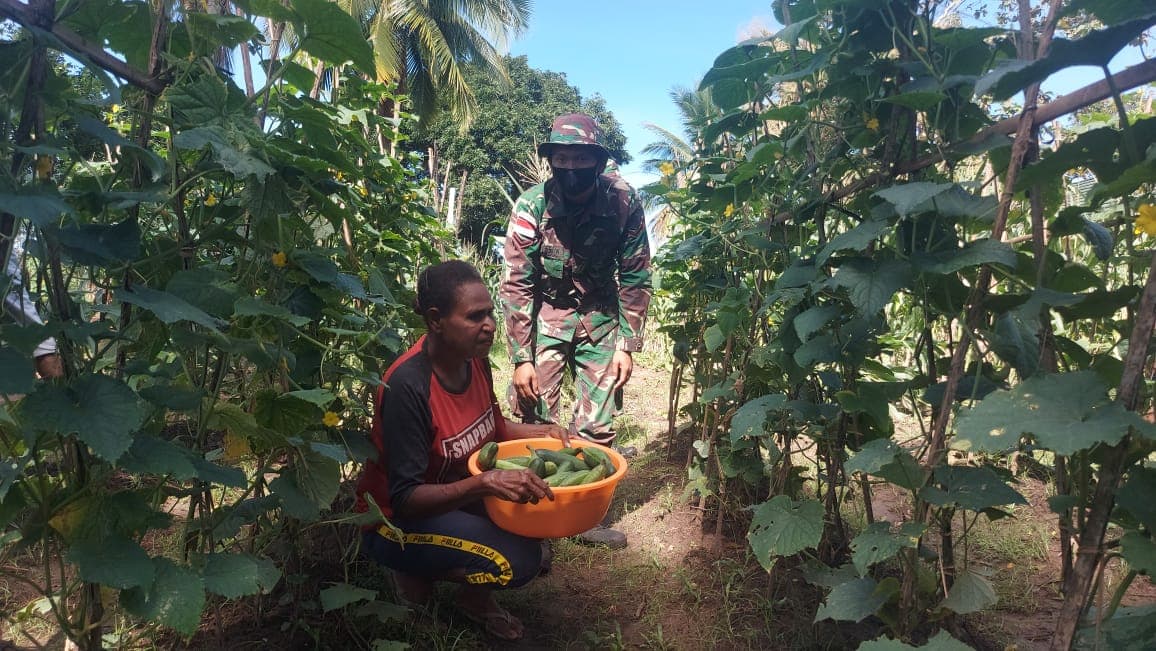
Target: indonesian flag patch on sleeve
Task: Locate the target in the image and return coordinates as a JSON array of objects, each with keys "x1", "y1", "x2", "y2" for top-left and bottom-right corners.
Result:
[{"x1": 510, "y1": 208, "x2": 537, "y2": 240}]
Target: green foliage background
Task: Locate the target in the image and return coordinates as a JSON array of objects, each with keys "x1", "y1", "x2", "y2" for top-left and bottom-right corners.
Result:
[{"x1": 411, "y1": 55, "x2": 630, "y2": 245}]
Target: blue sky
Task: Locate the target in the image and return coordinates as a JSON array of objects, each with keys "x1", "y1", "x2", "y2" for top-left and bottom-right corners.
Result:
[{"x1": 508, "y1": 3, "x2": 1151, "y2": 190}]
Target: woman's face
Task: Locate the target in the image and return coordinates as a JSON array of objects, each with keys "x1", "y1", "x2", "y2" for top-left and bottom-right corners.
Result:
[{"x1": 434, "y1": 281, "x2": 496, "y2": 359}]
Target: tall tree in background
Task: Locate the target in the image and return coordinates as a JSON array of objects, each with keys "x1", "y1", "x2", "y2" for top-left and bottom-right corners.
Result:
[
  {"x1": 345, "y1": 0, "x2": 531, "y2": 126},
  {"x1": 412, "y1": 55, "x2": 629, "y2": 245}
]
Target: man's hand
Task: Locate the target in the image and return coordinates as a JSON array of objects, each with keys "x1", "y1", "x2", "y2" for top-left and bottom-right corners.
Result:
[
  {"x1": 512, "y1": 361, "x2": 539, "y2": 404},
  {"x1": 610, "y1": 350, "x2": 633, "y2": 392}
]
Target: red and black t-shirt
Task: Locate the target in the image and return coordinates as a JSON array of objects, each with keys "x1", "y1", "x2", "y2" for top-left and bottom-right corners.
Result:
[{"x1": 355, "y1": 335, "x2": 507, "y2": 520}]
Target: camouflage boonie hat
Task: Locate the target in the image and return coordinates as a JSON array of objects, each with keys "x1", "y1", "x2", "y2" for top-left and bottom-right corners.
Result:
[{"x1": 537, "y1": 113, "x2": 610, "y2": 160}]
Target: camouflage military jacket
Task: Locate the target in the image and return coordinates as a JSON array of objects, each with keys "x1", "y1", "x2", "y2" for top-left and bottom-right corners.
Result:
[{"x1": 500, "y1": 174, "x2": 652, "y2": 364}]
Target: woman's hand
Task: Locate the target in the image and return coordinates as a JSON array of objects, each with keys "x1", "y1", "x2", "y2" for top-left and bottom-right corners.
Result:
[{"x1": 481, "y1": 469, "x2": 554, "y2": 504}]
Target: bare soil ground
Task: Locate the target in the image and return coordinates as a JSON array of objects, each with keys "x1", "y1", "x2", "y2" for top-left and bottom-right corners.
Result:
[{"x1": 4, "y1": 355, "x2": 1154, "y2": 650}]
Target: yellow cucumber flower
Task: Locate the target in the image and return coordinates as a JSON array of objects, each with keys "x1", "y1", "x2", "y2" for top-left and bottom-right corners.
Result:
[
  {"x1": 724, "y1": 203, "x2": 735, "y2": 218},
  {"x1": 204, "y1": 193, "x2": 219, "y2": 207},
  {"x1": 658, "y1": 161, "x2": 675, "y2": 176},
  {"x1": 271, "y1": 251, "x2": 288, "y2": 268},
  {"x1": 1134, "y1": 203, "x2": 1156, "y2": 237},
  {"x1": 322, "y1": 411, "x2": 341, "y2": 427}
]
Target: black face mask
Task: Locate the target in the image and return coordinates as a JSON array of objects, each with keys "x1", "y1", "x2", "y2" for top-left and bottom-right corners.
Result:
[{"x1": 553, "y1": 166, "x2": 598, "y2": 197}]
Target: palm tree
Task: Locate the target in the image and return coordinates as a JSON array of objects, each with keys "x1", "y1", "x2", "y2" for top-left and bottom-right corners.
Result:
[
  {"x1": 343, "y1": 0, "x2": 531, "y2": 127},
  {"x1": 642, "y1": 86, "x2": 720, "y2": 241},
  {"x1": 641, "y1": 85, "x2": 719, "y2": 173}
]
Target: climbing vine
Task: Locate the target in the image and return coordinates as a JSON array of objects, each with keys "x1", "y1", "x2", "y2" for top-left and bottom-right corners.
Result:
[
  {"x1": 1, "y1": 0, "x2": 442, "y2": 646},
  {"x1": 652, "y1": 1, "x2": 1156, "y2": 647}
]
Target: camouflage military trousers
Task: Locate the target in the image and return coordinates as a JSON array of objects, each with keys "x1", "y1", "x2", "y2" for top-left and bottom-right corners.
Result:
[{"x1": 512, "y1": 331, "x2": 620, "y2": 445}]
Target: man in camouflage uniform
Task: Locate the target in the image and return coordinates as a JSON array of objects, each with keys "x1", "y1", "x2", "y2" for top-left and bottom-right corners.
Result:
[{"x1": 500, "y1": 113, "x2": 651, "y2": 548}]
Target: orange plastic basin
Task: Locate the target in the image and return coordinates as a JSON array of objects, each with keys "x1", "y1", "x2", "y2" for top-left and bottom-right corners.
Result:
[{"x1": 466, "y1": 437, "x2": 628, "y2": 539}]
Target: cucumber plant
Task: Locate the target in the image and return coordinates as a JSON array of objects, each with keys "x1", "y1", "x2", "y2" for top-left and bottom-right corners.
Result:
[
  {"x1": 649, "y1": 1, "x2": 1156, "y2": 647},
  {"x1": 1, "y1": 1, "x2": 443, "y2": 647}
]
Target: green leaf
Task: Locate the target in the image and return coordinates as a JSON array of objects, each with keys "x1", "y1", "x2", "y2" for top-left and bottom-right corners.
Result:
[
  {"x1": 67, "y1": 534, "x2": 154, "y2": 589},
  {"x1": 835, "y1": 383, "x2": 898, "y2": 433},
  {"x1": 1117, "y1": 468, "x2": 1156, "y2": 531},
  {"x1": 974, "y1": 59, "x2": 1033, "y2": 97},
  {"x1": 1048, "y1": 494, "x2": 1079, "y2": 516},
  {"x1": 915, "y1": 185, "x2": 998, "y2": 221},
  {"x1": 704, "y1": 324, "x2": 726, "y2": 353},
  {"x1": 292, "y1": 0, "x2": 375, "y2": 74},
  {"x1": 0, "y1": 187, "x2": 73, "y2": 225},
  {"x1": 118, "y1": 436, "x2": 198, "y2": 480},
  {"x1": 748, "y1": 496, "x2": 823, "y2": 571},
  {"x1": 253, "y1": 390, "x2": 317, "y2": 438},
  {"x1": 988, "y1": 309, "x2": 1040, "y2": 377},
  {"x1": 775, "y1": 260, "x2": 820, "y2": 289},
  {"x1": 1063, "y1": 0, "x2": 1149, "y2": 26},
  {"x1": 138, "y1": 384, "x2": 205, "y2": 412},
  {"x1": 189, "y1": 456, "x2": 247, "y2": 489},
  {"x1": 270, "y1": 450, "x2": 340, "y2": 520},
  {"x1": 939, "y1": 569, "x2": 997, "y2": 614},
  {"x1": 699, "y1": 377, "x2": 736, "y2": 403},
  {"x1": 174, "y1": 126, "x2": 274, "y2": 179},
  {"x1": 846, "y1": 438, "x2": 902, "y2": 476},
  {"x1": 858, "y1": 630, "x2": 974, "y2": 650},
  {"x1": 1074, "y1": 604, "x2": 1156, "y2": 651},
  {"x1": 167, "y1": 73, "x2": 244, "y2": 127},
  {"x1": 914, "y1": 239, "x2": 1017, "y2": 275},
  {"x1": 167, "y1": 269, "x2": 240, "y2": 319},
  {"x1": 0, "y1": 470, "x2": 27, "y2": 521},
  {"x1": 284, "y1": 388, "x2": 336, "y2": 407},
  {"x1": 850, "y1": 521, "x2": 921, "y2": 576},
  {"x1": 919, "y1": 465, "x2": 1027, "y2": 512},
  {"x1": 201, "y1": 552, "x2": 281, "y2": 598},
  {"x1": 793, "y1": 333, "x2": 841, "y2": 368},
  {"x1": 71, "y1": 115, "x2": 164, "y2": 179},
  {"x1": 1058, "y1": 287, "x2": 1140, "y2": 321},
  {"x1": 801, "y1": 561, "x2": 859, "y2": 589},
  {"x1": 1120, "y1": 532, "x2": 1156, "y2": 575},
  {"x1": 772, "y1": 15, "x2": 817, "y2": 46},
  {"x1": 730, "y1": 394, "x2": 787, "y2": 443},
  {"x1": 121, "y1": 558, "x2": 206, "y2": 636},
  {"x1": 793, "y1": 306, "x2": 840, "y2": 341},
  {"x1": 817, "y1": 219, "x2": 891, "y2": 266},
  {"x1": 0, "y1": 346, "x2": 35, "y2": 395},
  {"x1": 54, "y1": 217, "x2": 141, "y2": 266},
  {"x1": 20, "y1": 375, "x2": 148, "y2": 462},
  {"x1": 320, "y1": 582, "x2": 378, "y2": 611},
  {"x1": 814, "y1": 576, "x2": 895, "y2": 623},
  {"x1": 234, "y1": 296, "x2": 311, "y2": 327},
  {"x1": 760, "y1": 104, "x2": 810, "y2": 123},
  {"x1": 989, "y1": 14, "x2": 1156, "y2": 100},
  {"x1": 1081, "y1": 218, "x2": 1114, "y2": 261},
  {"x1": 953, "y1": 371, "x2": 1145, "y2": 455},
  {"x1": 186, "y1": 12, "x2": 260, "y2": 48},
  {"x1": 832, "y1": 258, "x2": 911, "y2": 315},
  {"x1": 118, "y1": 285, "x2": 226, "y2": 331},
  {"x1": 881, "y1": 91, "x2": 946, "y2": 111},
  {"x1": 235, "y1": 0, "x2": 299, "y2": 22},
  {"x1": 875, "y1": 452, "x2": 926, "y2": 491},
  {"x1": 875, "y1": 182, "x2": 953, "y2": 217}
]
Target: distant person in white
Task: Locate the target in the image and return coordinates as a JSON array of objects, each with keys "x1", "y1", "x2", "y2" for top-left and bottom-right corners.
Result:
[{"x1": 3, "y1": 229, "x2": 63, "y2": 379}]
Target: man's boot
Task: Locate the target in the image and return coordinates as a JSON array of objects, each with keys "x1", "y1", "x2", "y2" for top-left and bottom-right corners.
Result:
[{"x1": 575, "y1": 524, "x2": 627, "y2": 549}]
